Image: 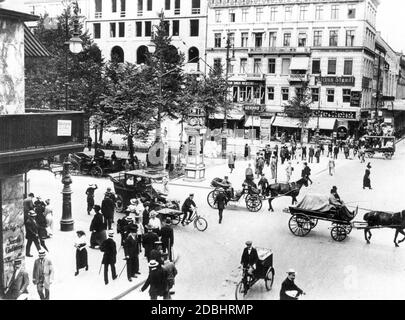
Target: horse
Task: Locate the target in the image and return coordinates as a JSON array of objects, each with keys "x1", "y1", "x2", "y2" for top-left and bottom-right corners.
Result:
[
  {"x1": 265, "y1": 177, "x2": 309, "y2": 212},
  {"x1": 363, "y1": 210, "x2": 405, "y2": 247}
]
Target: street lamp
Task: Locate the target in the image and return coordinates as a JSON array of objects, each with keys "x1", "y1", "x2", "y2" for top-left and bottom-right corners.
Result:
[
  {"x1": 60, "y1": 1, "x2": 83, "y2": 232},
  {"x1": 222, "y1": 32, "x2": 236, "y2": 159}
]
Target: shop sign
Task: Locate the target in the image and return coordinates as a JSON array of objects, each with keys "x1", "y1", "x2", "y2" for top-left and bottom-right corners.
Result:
[
  {"x1": 315, "y1": 76, "x2": 355, "y2": 86},
  {"x1": 312, "y1": 110, "x2": 357, "y2": 120},
  {"x1": 243, "y1": 104, "x2": 263, "y2": 112},
  {"x1": 350, "y1": 91, "x2": 362, "y2": 107},
  {"x1": 57, "y1": 120, "x2": 72, "y2": 136}
]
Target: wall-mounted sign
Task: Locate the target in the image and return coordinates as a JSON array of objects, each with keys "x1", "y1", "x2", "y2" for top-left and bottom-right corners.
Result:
[
  {"x1": 243, "y1": 104, "x2": 264, "y2": 112},
  {"x1": 57, "y1": 120, "x2": 72, "y2": 136},
  {"x1": 315, "y1": 76, "x2": 355, "y2": 86},
  {"x1": 312, "y1": 110, "x2": 357, "y2": 120},
  {"x1": 350, "y1": 91, "x2": 362, "y2": 107}
]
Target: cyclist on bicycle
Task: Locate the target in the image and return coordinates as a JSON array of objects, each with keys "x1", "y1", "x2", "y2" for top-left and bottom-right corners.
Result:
[
  {"x1": 240, "y1": 241, "x2": 259, "y2": 276},
  {"x1": 181, "y1": 193, "x2": 196, "y2": 225}
]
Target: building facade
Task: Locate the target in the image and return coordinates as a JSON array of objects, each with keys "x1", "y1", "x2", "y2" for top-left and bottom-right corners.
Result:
[{"x1": 206, "y1": 0, "x2": 380, "y2": 142}]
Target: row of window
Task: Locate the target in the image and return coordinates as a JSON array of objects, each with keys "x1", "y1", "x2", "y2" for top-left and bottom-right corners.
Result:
[
  {"x1": 215, "y1": 4, "x2": 356, "y2": 23},
  {"x1": 93, "y1": 19, "x2": 199, "y2": 38},
  {"x1": 94, "y1": 0, "x2": 199, "y2": 15},
  {"x1": 230, "y1": 85, "x2": 353, "y2": 104},
  {"x1": 214, "y1": 29, "x2": 357, "y2": 49},
  {"x1": 214, "y1": 57, "x2": 354, "y2": 76}
]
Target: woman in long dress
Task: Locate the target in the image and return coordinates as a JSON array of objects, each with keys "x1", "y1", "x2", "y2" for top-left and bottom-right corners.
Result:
[
  {"x1": 363, "y1": 163, "x2": 372, "y2": 189},
  {"x1": 74, "y1": 230, "x2": 88, "y2": 276},
  {"x1": 89, "y1": 205, "x2": 107, "y2": 248}
]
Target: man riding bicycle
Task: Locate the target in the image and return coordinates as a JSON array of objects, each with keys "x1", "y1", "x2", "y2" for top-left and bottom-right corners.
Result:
[
  {"x1": 240, "y1": 241, "x2": 259, "y2": 277},
  {"x1": 181, "y1": 193, "x2": 197, "y2": 226}
]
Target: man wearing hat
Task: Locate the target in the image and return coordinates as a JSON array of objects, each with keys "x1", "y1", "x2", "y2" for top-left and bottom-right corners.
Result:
[
  {"x1": 161, "y1": 251, "x2": 177, "y2": 297},
  {"x1": 301, "y1": 162, "x2": 313, "y2": 185},
  {"x1": 280, "y1": 269, "x2": 304, "y2": 300},
  {"x1": 141, "y1": 260, "x2": 169, "y2": 300},
  {"x1": 148, "y1": 210, "x2": 161, "y2": 235},
  {"x1": 240, "y1": 241, "x2": 259, "y2": 276},
  {"x1": 25, "y1": 210, "x2": 41, "y2": 257},
  {"x1": 100, "y1": 231, "x2": 118, "y2": 285},
  {"x1": 258, "y1": 173, "x2": 269, "y2": 197},
  {"x1": 4, "y1": 259, "x2": 29, "y2": 300},
  {"x1": 105, "y1": 187, "x2": 116, "y2": 204},
  {"x1": 23, "y1": 193, "x2": 35, "y2": 223},
  {"x1": 127, "y1": 198, "x2": 138, "y2": 214},
  {"x1": 142, "y1": 225, "x2": 159, "y2": 262},
  {"x1": 117, "y1": 212, "x2": 133, "y2": 247},
  {"x1": 85, "y1": 184, "x2": 98, "y2": 215},
  {"x1": 102, "y1": 193, "x2": 115, "y2": 230},
  {"x1": 134, "y1": 214, "x2": 144, "y2": 253},
  {"x1": 181, "y1": 193, "x2": 196, "y2": 225},
  {"x1": 160, "y1": 218, "x2": 174, "y2": 261},
  {"x1": 214, "y1": 188, "x2": 228, "y2": 224},
  {"x1": 32, "y1": 250, "x2": 54, "y2": 300},
  {"x1": 142, "y1": 202, "x2": 151, "y2": 229},
  {"x1": 124, "y1": 225, "x2": 140, "y2": 281},
  {"x1": 150, "y1": 241, "x2": 164, "y2": 265}
]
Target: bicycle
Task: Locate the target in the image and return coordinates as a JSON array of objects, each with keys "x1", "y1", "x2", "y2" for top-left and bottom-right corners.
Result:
[{"x1": 174, "y1": 208, "x2": 208, "y2": 232}]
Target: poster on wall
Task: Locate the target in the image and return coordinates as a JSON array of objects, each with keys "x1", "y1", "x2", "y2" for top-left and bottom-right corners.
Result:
[{"x1": 1, "y1": 176, "x2": 25, "y2": 292}]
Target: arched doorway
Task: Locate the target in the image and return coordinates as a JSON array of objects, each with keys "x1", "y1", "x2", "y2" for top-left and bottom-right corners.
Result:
[
  {"x1": 136, "y1": 45, "x2": 148, "y2": 64},
  {"x1": 111, "y1": 46, "x2": 124, "y2": 63},
  {"x1": 188, "y1": 47, "x2": 199, "y2": 63}
]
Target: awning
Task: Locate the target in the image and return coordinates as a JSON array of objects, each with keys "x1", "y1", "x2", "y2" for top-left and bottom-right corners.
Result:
[
  {"x1": 24, "y1": 24, "x2": 51, "y2": 57},
  {"x1": 272, "y1": 116, "x2": 336, "y2": 130},
  {"x1": 289, "y1": 57, "x2": 309, "y2": 70},
  {"x1": 393, "y1": 100, "x2": 405, "y2": 111},
  {"x1": 244, "y1": 116, "x2": 261, "y2": 127}
]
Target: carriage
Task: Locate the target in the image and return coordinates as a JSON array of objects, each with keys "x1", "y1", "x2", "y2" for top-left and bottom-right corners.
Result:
[
  {"x1": 235, "y1": 247, "x2": 275, "y2": 300},
  {"x1": 109, "y1": 169, "x2": 180, "y2": 212},
  {"x1": 69, "y1": 152, "x2": 127, "y2": 177},
  {"x1": 207, "y1": 178, "x2": 263, "y2": 212},
  {"x1": 286, "y1": 194, "x2": 358, "y2": 242},
  {"x1": 363, "y1": 135, "x2": 395, "y2": 159}
]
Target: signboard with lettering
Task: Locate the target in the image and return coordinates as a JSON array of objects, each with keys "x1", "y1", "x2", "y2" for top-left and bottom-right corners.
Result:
[
  {"x1": 350, "y1": 91, "x2": 362, "y2": 107},
  {"x1": 315, "y1": 76, "x2": 355, "y2": 86},
  {"x1": 243, "y1": 104, "x2": 264, "y2": 112},
  {"x1": 57, "y1": 120, "x2": 72, "y2": 136},
  {"x1": 312, "y1": 110, "x2": 357, "y2": 120}
]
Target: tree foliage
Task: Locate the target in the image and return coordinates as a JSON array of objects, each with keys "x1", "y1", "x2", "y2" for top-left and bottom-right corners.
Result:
[{"x1": 25, "y1": 4, "x2": 105, "y2": 117}]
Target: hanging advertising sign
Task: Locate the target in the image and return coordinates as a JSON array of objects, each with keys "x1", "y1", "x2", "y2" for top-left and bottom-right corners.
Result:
[{"x1": 350, "y1": 91, "x2": 362, "y2": 107}]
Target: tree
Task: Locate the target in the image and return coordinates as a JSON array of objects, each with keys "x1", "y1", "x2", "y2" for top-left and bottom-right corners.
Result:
[
  {"x1": 284, "y1": 83, "x2": 313, "y2": 143},
  {"x1": 101, "y1": 62, "x2": 158, "y2": 162},
  {"x1": 25, "y1": 4, "x2": 106, "y2": 122}
]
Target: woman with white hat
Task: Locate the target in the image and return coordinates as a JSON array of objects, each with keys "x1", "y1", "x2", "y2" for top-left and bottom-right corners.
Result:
[{"x1": 148, "y1": 210, "x2": 161, "y2": 235}]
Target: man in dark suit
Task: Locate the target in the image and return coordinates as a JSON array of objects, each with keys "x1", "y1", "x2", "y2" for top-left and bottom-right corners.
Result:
[
  {"x1": 4, "y1": 259, "x2": 29, "y2": 300},
  {"x1": 142, "y1": 226, "x2": 159, "y2": 262},
  {"x1": 25, "y1": 210, "x2": 41, "y2": 257},
  {"x1": 160, "y1": 218, "x2": 174, "y2": 261},
  {"x1": 141, "y1": 260, "x2": 169, "y2": 300},
  {"x1": 240, "y1": 241, "x2": 259, "y2": 275},
  {"x1": 100, "y1": 230, "x2": 117, "y2": 285},
  {"x1": 150, "y1": 241, "x2": 164, "y2": 265},
  {"x1": 85, "y1": 184, "x2": 98, "y2": 215},
  {"x1": 101, "y1": 194, "x2": 115, "y2": 230},
  {"x1": 214, "y1": 189, "x2": 228, "y2": 224},
  {"x1": 124, "y1": 225, "x2": 140, "y2": 281},
  {"x1": 23, "y1": 193, "x2": 35, "y2": 223},
  {"x1": 280, "y1": 269, "x2": 304, "y2": 300}
]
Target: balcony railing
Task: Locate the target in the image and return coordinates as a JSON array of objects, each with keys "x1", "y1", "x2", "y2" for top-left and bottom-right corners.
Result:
[
  {"x1": 192, "y1": 8, "x2": 201, "y2": 14},
  {"x1": 174, "y1": 8, "x2": 180, "y2": 15},
  {"x1": 94, "y1": 12, "x2": 102, "y2": 18},
  {"x1": 0, "y1": 110, "x2": 86, "y2": 164},
  {"x1": 120, "y1": 11, "x2": 126, "y2": 17},
  {"x1": 246, "y1": 73, "x2": 265, "y2": 80},
  {"x1": 137, "y1": 10, "x2": 143, "y2": 16},
  {"x1": 248, "y1": 46, "x2": 310, "y2": 55}
]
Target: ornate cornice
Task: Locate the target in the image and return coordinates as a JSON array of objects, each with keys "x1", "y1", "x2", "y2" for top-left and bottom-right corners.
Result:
[{"x1": 209, "y1": 0, "x2": 363, "y2": 8}]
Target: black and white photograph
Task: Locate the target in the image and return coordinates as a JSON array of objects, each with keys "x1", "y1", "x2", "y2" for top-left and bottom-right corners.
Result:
[{"x1": 1, "y1": 0, "x2": 405, "y2": 304}]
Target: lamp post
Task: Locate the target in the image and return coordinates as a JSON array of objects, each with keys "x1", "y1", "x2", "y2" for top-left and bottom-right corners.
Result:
[
  {"x1": 221, "y1": 32, "x2": 235, "y2": 159},
  {"x1": 315, "y1": 84, "x2": 321, "y2": 145},
  {"x1": 60, "y1": 1, "x2": 83, "y2": 232}
]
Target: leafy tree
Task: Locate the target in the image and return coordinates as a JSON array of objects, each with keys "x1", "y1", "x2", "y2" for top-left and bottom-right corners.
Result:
[
  {"x1": 284, "y1": 83, "x2": 313, "y2": 143},
  {"x1": 101, "y1": 62, "x2": 158, "y2": 162},
  {"x1": 25, "y1": 3, "x2": 106, "y2": 134}
]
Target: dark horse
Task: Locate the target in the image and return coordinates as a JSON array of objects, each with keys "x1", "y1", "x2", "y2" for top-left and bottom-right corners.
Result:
[
  {"x1": 265, "y1": 177, "x2": 309, "y2": 212},
  {"x1": 363, "y1": 211, "x2": 405, "y2": 247}
]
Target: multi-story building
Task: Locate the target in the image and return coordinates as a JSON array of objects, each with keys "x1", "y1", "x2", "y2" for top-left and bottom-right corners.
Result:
[
  {"x1": 86, "y1": 0, "x2": 207, "y2": 73},
  {"x1": 206, "y1": 0, "x2": 380, "y2": 142}
]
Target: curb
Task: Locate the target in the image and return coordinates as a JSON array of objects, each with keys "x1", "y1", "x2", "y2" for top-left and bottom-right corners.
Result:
[{"x1": 111, "y1": 254, "x2": 181, "y2": 300}]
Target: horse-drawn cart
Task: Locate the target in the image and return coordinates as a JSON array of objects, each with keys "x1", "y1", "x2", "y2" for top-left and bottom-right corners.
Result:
[
  {"x1": 363, "y1": 135, "x2": 395, "y2": 160},
  {"x1": 286, "y1": 194, "x2": 357, "y2": 242}
]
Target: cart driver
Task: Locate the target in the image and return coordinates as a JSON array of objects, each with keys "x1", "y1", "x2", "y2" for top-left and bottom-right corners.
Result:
[
  {"x1": 240, "y1": 241, "x2": 259, "y2": 276},
  {"x1": 329, "y1": 186, "x2": 353, "y2": 221},
  {"x1": 222, "y1": 176, "x2": 234, "y2": 199},
  {"x1": 181, "y1": 194, "x2": 197, "y2": 225}
]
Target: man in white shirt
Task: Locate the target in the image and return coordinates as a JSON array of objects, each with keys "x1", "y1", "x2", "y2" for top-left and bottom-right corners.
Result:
[{"x1": 148, "y1": 210, "x2": 161, "y2": 235}]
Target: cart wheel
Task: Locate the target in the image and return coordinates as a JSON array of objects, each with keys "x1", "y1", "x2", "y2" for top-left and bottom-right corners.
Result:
[
  {"x1": 115, "y1": 195, "x2": 124, "y2": 213},
  {"x1": 309, "y1": 218, "x2": 318, "y2": 229},
  {"x1": 207, "y1": 190, "x2": 218, "y2": 209},
  {"x1": 384, "y1": 153, "x2": 393, "y2": 160},
  {"x1": 344, "y1": 224, "x2": 352, "y2": 234},
  {"x1": 194, "y1": 217, "x2": 208, "y2": 231},
  {"x1": 171, "y1": 214, "x2": 181, "y2": 225},
  {"x1": 245, "y1": 195, "x2": 262, "y2": 212},
  {"x1": 366, "y1": 152, "x2": 374, "y2": 158},
  {"x1": 235, "y1": 281, "x2": 246, "y2": 300},
  {"x1": 288, "y1": 215, "x2": 311, "y2": 237},
  {"x1": 265, "y1": 267, "x2": 275, "y2": 291},
  {"x1": 90, "y1": 166, "x2": 103, "y2": 177},
  {"x1": 331, "y1": 226, "x2": 347, "y2": 242}
]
